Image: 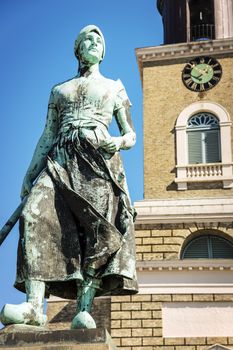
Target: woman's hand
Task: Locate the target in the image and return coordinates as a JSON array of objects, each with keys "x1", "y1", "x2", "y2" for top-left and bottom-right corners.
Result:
[
  {"x1": 101, "y1": 136, "x2": 123, "y2": 153},
  {"x1": 78, "y1": 120, "x2": 98, "y2": 140}
]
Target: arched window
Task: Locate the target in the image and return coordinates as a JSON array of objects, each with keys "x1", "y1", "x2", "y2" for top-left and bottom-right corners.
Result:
[
  {"x1": 187, "y1": 112, "x2": 221, "y2": 164},
  {"x1": 175, "y1": 101, "x2": 233, "y2": 190},
  {"x1": 182, "y1": 234, "x2": 233, "y2": 259}
]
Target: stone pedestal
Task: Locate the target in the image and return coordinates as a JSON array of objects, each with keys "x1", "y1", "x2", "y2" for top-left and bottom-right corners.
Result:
[{"x1": 0, "y1": 327, "x2": 117, "y2": 350}]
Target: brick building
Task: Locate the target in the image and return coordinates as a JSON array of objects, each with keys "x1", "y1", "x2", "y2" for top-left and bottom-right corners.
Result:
[{"x1": 47, "y1": 1, "x2": 233, "y2": 349}]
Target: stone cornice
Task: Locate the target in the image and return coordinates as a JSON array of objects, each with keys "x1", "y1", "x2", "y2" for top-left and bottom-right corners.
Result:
[
  {"x1": 135, "y1": 38, "x2": 233, "y2": 82},
  {"x1": 134, "y1": 197, "x2": 233, "y2": 225},
  {"x1": 136, "y1": 259, "x2": 233, "y2": 272}
]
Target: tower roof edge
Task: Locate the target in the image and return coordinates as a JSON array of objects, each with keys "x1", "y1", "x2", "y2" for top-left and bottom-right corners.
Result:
[{"x1": 157, "y1": 0, "x2": 163, "y2": 15}]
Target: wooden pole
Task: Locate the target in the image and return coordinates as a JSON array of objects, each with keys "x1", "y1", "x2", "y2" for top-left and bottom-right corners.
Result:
[{"x1": 0, "y1": 197, "x2": 28, "y2": 246}]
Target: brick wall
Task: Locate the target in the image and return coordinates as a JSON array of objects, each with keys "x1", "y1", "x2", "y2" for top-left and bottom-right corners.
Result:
[
  {"x1": 135, "y1": 225, "x2": 233, "y2": 261},
  {"x1": 110, "y1": 294, "x2": 233, "y2": 350},
  {"x1": 47, "y1": 293, "x2": 233, "y2": 349}
]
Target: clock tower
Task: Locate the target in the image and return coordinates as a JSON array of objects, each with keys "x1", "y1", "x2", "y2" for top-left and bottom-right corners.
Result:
[
  {"x1": 136, "y1": 0, "x2": 233, "y2": 194},
  {"x1": 123, "y1": 0, "x2": 233, "y2": 347}
]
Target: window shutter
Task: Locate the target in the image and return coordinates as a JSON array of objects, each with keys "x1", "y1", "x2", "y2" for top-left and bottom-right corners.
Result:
[
  {"x1": 211, "y1": 236, "x2": 233, "y2": 259},
  {"x1": 205, "y1": 129, "x2": 221, "y2": 163},
  {"x1": 188, "y1": 131, "x2": 202, "y2": 163},
  {"x1": 182, "y1": 234, "x2": 233, "y2": 259},
  {"x1": 182, "y1": 236, "x2": 209, "y2": 258}
]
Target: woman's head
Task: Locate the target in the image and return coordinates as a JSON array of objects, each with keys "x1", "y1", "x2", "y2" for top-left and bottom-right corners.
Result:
[{"x1": 74, "y1": 25, "x2": 105, "y2": 65}]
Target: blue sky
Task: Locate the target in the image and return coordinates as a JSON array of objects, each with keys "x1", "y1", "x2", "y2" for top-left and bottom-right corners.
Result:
[{"x1": 0, "y1": 0, "x2": 163, "y2": 324}]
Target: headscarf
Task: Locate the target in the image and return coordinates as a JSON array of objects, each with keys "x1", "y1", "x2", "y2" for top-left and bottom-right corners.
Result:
[{"x1": 74, "y1": 25, "x2": 105, "y2": 62}]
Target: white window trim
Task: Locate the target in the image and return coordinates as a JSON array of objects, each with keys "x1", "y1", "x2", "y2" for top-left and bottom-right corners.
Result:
[{"x1": 175, "y1": 101, "x2": 233, "y2": 190}]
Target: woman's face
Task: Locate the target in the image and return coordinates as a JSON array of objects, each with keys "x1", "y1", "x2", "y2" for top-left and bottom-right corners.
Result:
[{"x1": 79, "y1": 31, "x2": 104, "y2": 65}]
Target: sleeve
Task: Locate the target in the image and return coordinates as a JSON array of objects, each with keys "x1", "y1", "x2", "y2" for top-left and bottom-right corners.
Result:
[
  {"x1": 48, "y1": 87, "x2": 58, "y2": 111},
  {"x1": 113, "y1": 79, "x2": 132, "y2": 112},
  {"x1": 44, "y1": 88, "x2": 59, "y2": 136}
]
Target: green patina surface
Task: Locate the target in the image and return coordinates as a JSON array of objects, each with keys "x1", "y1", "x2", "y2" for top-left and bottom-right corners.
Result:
[{"x1": 1, "y1": 25, "x2": 138, "y2": 329}]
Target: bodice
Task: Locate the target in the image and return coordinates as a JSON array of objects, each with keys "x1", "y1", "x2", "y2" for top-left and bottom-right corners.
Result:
[{"x1": 51, "y1": 72, "x2": 126, "y2": 130}]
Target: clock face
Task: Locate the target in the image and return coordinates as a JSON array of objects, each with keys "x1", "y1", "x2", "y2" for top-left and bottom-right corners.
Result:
[{"x1": 182, "y1": 56, "x2": 222, "y2": 92}]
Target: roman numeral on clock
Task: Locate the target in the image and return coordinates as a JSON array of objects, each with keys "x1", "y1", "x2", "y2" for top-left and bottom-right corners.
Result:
[{"x1": 185, "y1": 78, "x2": 193, "y2": 86}]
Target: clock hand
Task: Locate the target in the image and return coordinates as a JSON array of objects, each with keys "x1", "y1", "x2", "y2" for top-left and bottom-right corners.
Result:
[
  {"x1": 192, "y1": 67, "x2": 206, "y2": 75},
  {"x1": 191, "y1": 73, "x2": 202, "y2": 81}
]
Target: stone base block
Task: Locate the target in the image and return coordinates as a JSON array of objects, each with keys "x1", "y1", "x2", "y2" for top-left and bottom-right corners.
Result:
[{"x1": 0, "y1": 326, "x2": 117, "y2": 350}]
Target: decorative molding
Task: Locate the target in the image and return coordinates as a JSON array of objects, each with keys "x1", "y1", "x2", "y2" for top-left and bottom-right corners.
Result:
[
  {"x1": 137, "y1": 262, "x2": 233, "y2": 294},
  {"x1": 139, "y1": 284, "x2": 233, "y2": 294},
  {"x1": 135, "y1": 38, "x2": 233, "y2": 82},
  {"x1": 136, "y1": 259, "x2": 233, "y2": 272},
  {"x1": 176, "y1": 101, "x2": 231, "y2": 126},
  {"x1": 134, "y1": 197, "x2": 233, "y2": 224}
]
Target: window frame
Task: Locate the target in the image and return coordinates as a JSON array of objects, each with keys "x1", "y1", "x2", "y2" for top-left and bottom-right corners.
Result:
[
  {"x1": 175, "y1": 101, "x2": 233, "y2": 190},
  {"x1": 181, "y1": 234, "x2": 233, "y2": 259},
  {"x1": 187, "y1": 113, "x2": 221, "y2": 164}
]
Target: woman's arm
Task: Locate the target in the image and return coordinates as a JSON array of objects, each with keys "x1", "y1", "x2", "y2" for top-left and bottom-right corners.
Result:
[
  {"x1": 20, "y1": 99, "x2": 58, "y2": 198},
  {"x1": 102, "y1": 99, "x2": 136, "y2": 153}
]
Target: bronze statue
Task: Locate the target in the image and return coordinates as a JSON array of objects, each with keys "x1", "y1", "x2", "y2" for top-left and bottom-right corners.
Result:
[{"x1": 0, "y1": 25, "x2": 138, "y2": 329}]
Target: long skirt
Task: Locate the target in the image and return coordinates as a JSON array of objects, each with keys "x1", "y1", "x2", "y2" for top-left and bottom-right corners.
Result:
[{"x1": 15, "y1": 137, "x2": 138, "y2": 299}]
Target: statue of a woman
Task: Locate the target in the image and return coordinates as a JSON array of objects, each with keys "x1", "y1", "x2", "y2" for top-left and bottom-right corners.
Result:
[{"x1": 0, "y1": 25, "x2": 138, "y2": 329}]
